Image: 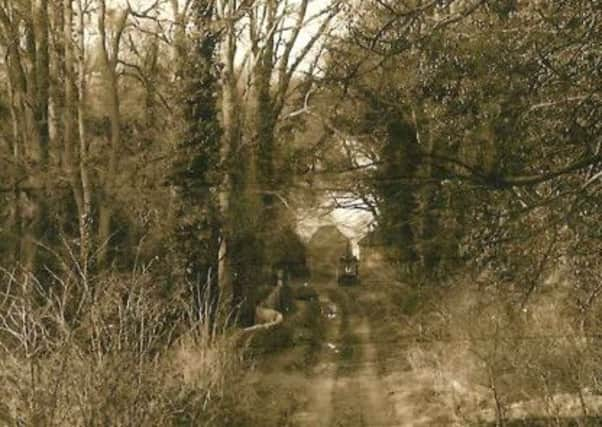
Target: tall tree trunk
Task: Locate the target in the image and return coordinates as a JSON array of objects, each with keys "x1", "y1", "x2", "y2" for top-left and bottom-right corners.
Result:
[
  {"x1": 2, "y1": 21, "x2": 28, "y2": 264},
  {"x1": 33, "y1": 0, "x2": 49, "y2": 164},
  {"x1": 217, "y1": 2, "x2": 237, "y2": 311},
  {"x1": 380, "y1": 118, "x2": 420, "y2": 269},
  {"x1": 253, "y1": 0, "x2": 277, "y2": 275},
  {"x1": 97, "y1": 71, "x2": 120, "y2": 267},
  {"x1": 216, "y1": 0, "x2": 260, "y2": 325},
  {"x1": 21, "y1": 0, "x2": 50, "y2": 271},
  {"x1": 412, "y1": 106, "x2": 441, "y2": 275},
  {"x1": 76, "y1": 0, "x2": 91, "y2": 277},
  {"x1": 97, "y1": 2, "x2": 127, "y2": 267},
  {"x1": 49, "y1": 0, "x2": 64, "y2": 167},
  {"x1": 62, "y1": 0, "x2": 87, "y2": 268},
  {"x1": 6, "y1": 69, "x2": 24, "y2": 265}
]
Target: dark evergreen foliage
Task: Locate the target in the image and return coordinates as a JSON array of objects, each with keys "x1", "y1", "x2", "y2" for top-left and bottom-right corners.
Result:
[
  {"x1": 375, "y1": 119, "x2": 421, "y2": 264},
  {"x1": 168, "y1": 0, "x2": 221, "y2": 314}
]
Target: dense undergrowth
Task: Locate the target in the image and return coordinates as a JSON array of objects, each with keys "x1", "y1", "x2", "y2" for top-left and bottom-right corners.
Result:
[
  {"x1": 356, "y1": 263, "x2": 602, "y2": 425},
  {"x1": 0, "y1": 266, "x2": 260, "y2": 426}
]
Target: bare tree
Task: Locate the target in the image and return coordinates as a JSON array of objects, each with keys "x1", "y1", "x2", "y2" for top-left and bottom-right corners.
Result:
[
  {"x1": 214, "y1": 0, "x2": 340, "y2": 322},
  {"x1": 0, "y1": 0, "x2": 50, "y2": 269},
  {"x1": 96, "y1": 0, "x2": 130, "y2": 266}
]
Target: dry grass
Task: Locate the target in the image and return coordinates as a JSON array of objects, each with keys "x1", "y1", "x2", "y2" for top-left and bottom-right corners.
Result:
[
  {"x1": 0, "y1": 265, "x2": 257, "y2": 426},
  {"x1": 351, "y1": 264, "x2": 602, "y2": 425},
  {"x1": 400, "y1": 273, "x2": 602, "y2": 425}
]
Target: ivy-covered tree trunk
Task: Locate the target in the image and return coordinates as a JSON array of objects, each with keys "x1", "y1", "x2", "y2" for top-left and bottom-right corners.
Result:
[
  {"x1": 377, "y1": 119, "x2": 420, "y2": 269},
  {"x1": 170, "y1": 0, "x2": 222, "y2": 320}
]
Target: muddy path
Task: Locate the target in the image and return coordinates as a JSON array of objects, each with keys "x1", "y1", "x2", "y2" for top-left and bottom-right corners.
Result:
[
  {"x1": 250, "y1": 279, "x2": 453, "y2": 426},
  {"x1": 290, "y1": 283, "x2": 398, "y2": 426},
  {"x1": 251, "y1": 274, "x2": 598, "y2": 426},
  {"x1": 324, "y1": 285, "x2": 397, "y2": 427}
]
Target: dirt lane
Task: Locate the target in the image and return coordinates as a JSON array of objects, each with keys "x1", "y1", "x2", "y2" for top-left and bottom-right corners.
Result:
[
  {"x1": 253, "y1": 280, "x2": 454, "y2": 426},
  {"x1": 296, "y1": 284, "x2": 399, "y2": 427},
  {"x1": 291, "y1": 292, "x2": 342, "y2": 427}
]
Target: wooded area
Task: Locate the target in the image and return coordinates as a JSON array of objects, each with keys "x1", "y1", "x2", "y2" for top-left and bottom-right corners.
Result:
[{"x1": 0, "y1": 0, "x2": 600, "y2": 425}]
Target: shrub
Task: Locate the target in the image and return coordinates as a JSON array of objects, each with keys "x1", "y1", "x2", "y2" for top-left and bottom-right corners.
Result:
[{"x1": 0, "y1": 266, "x2": 254, "y2": 426}]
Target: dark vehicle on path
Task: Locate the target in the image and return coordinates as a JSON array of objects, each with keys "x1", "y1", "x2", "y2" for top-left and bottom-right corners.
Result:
[{"x1": 337, "y1": 244, "x2": 359, "y2": 285}]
